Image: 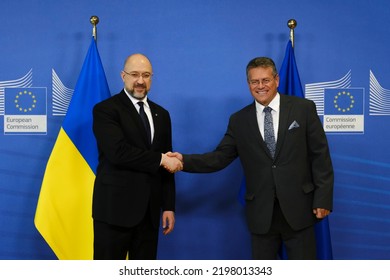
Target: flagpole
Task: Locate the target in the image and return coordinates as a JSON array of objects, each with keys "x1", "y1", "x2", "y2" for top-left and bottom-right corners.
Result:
[
  {"x1": 287, "y1": 19, "x2": 297, "y2": 48},
  {"x1": 90, "y1": 15, "x2": 99, "y2": 42}
]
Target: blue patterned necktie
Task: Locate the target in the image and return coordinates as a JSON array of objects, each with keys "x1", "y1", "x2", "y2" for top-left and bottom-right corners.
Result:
[
  {"x1": 137, "y1": 101, "x2": 151, "y2": 145},
  {"x1": 263, "y1": 106, "x2": 276, "y2": 158}
]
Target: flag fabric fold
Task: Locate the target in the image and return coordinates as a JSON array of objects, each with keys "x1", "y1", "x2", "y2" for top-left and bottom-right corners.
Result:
[
  {"x1": 314, "y1": 216, "x2": 333, "y2": 259},
  {"x1": 278, "y1": 40, "x2": 304, "y2": 98},
  {"x1": 34, "y1": 37, "x2": 111, "y2": 260}
]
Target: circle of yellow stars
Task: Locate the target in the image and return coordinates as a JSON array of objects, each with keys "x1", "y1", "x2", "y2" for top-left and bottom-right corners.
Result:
[
  {"x1": 333, "y1": 91, "x2": 354, "y2": 112},
  {"x1": 14, "y1": 90, "x2": 37, "y2": 112}
]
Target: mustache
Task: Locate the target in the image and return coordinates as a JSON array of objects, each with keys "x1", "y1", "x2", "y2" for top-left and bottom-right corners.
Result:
[{"x1": 134, "y1": 83, "x2": 146, "y2": 88}]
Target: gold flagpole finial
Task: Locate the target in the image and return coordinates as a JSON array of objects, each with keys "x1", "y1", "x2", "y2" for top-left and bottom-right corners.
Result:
[
  {"x1": 90, "y1": 15, "x2": 99, "y2": 42},
  {"x1": 287, "y1": 19, "x2": 297, "y2": 48}
]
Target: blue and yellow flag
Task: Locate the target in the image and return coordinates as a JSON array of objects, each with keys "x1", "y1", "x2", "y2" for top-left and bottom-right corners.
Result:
[{"x1": 34, "y1": 38, "x2": 110, "y2": 259}]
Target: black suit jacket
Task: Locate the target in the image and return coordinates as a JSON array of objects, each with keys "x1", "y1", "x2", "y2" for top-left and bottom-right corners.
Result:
[
  {"x1": 92, "y1": 90, "x2": 175, "y2": 229},
  {"x1": 183, "y1": 94, "x2": 333, "y2": 234}
]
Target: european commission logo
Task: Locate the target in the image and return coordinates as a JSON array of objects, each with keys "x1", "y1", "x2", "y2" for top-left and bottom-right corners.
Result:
[
  {"x1": 304, "y1": 71, "x2": 366, "y2": 134},
  {"x1": 0, "y1": 69, "x2": 72, "y2": 135},
  {"x1": 323, "y1": 88, "x2": 364, "y2": 133},
  {"x1": 4, "y1": 87, "x2": 47, "y2": 135}
]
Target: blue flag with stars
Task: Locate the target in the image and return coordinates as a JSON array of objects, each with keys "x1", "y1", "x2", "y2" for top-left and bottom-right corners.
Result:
[
  {"x1": 324, "y1": 88, "x2": 364, "y2": 115},
  {"x1": 5, "y1": 87, "x2": 46, "y2": 115}
]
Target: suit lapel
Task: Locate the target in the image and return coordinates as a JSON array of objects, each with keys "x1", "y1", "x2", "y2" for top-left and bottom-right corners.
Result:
[
  {"x1": 149, "y1": 100, "x2": 160, "y2": 146},
  {"x1": 275, "y1": 94, "x2": 293, "y2": 159},
  {"x1": 245, "y1": 102, "x2": 271, "y2": 156},
  {"x1": 245, "y1": 102, "x2": 260, "y2": 138}
]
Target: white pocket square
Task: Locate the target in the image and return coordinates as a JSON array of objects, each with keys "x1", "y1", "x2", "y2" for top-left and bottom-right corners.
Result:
[{"x1": 288, "y1": 120, "x2": 300, "y2": 130}]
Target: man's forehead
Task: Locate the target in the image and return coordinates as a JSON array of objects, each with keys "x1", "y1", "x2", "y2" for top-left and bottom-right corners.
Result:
[
  {"x1": 248, "y1": 67, "x2": 273, "y2": 77},
  {"x1": 126, "y1": 60, "x2": 152, "y2": 72}
]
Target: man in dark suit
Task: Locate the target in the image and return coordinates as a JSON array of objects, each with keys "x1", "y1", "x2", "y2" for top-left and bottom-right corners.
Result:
[
  {"x1": 92, "y1": 53, "x2": 182, "y2": 260},
  {"x1": 169, "y1": 57, "x2": 334, "y2": 259}
]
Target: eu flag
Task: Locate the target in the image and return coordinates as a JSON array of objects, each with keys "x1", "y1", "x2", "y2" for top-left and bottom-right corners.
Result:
[
  {"x1": 278, "y1": 40, "x2": 304, "y2": 98},
  {"x1": 34, "y1": 38, "x2": 111, "y2": 259}
]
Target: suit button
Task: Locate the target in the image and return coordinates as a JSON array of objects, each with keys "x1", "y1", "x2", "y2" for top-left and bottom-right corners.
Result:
[{"x1": 272, "y1": 165, "x2": 276, "y2": 168}]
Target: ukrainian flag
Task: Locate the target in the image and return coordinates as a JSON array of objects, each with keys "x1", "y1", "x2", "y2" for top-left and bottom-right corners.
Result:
[{"x1": 34, "y1": 37, "x2": 110, "y2": 259}]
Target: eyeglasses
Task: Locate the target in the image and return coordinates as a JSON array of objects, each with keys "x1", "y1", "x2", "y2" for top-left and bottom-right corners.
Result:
[
  {"x1": 123, "y1": 70, "x2": 152, "y2": 80},
  {"x1": 249, "y1": 77, "x2": 275, "y2": 86}
]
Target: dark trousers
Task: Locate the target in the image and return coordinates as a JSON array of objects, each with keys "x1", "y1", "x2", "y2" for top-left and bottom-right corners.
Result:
[
  {"x1": 251, "y1": 199, "x2": 317, "y2": 260},
  {"x1": 93, "y1": 210, "x2": 159, "y2": 260}
]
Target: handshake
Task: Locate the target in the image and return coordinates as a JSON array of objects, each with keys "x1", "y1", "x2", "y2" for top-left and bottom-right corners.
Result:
[{"x1": 161, "y1": 152, "x2": 183, "y2": 173}]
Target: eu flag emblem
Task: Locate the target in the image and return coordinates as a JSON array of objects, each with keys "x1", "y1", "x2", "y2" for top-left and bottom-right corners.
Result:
[
  {"x1": 5, "y1": 88, "x2": 46, "y2": 115},
  {"x1": 323, "y1": 88, "x2": 364, "y2": 133},
  {"x1": 324, "y1": 88, "x2": 364, "y2": 115}
]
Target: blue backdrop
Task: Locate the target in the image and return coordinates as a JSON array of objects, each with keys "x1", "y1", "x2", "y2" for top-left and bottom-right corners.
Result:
[{"x1": 0, "y1": 0, "x2": 389, "y2": 260}]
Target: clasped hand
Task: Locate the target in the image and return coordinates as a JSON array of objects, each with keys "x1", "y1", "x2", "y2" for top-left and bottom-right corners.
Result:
[{"x1": 161, "y1": 152, "x2": 183, "y2": 173}]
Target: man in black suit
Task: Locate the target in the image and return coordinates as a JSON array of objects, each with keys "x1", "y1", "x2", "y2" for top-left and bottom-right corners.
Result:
[
  {"x1": 92, "y1": 53, "x2": 182, "y2": 260},
  {"x1": 169, "y1": 57, "x2": 334, "y2": 259}
]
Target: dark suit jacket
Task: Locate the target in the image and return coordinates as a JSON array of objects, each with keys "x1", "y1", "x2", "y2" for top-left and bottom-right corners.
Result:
[
  {"x1": 183, "y1": 94, "x2": 333, "y2": 234},
  {"x1": 92, "y1": 90, "x2": 175, "y2": 229}
]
